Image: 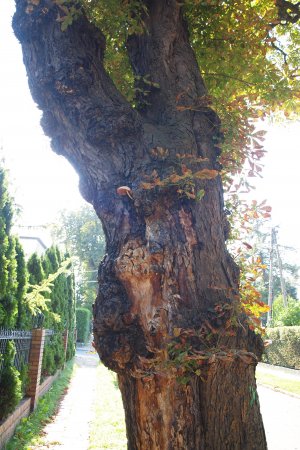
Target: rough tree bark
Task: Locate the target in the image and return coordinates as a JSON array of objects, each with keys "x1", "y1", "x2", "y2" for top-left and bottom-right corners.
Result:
[{"x1": 13, "y1": 1, "x2": 267, "y2": 448}]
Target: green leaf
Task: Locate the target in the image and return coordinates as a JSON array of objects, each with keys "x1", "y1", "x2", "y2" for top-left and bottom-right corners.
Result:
[{"x1": 196, "y1": 189, "x2": 205, "y2": 201}]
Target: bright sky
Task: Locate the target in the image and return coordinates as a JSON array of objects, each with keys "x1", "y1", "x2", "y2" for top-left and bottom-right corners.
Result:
[
  {"x1": 1, "y1": 1, "x2": 300, "y2": 267},
  {"x1": 0, "y1": 0, "x2": 85, "y2": 227}
]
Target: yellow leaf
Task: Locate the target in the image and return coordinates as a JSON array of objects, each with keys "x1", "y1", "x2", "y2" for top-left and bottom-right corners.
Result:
[
  {"x1": 173, "y1": 327, "x2": 182, "y2": 337},
  {"x1": 169, "y1": 174, "x2": 184, "y2": 183},
  {"x1": 140, "y1": 182, "x2": 154, "y2": 190},
  {"x1": 193, "y1": 169, "x2": 219, "y2": 179}
]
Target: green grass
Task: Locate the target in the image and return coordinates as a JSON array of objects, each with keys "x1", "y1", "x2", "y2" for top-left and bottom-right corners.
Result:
[
  {"x1": 88, "y1": 364, "x2": 127, "y2": 449},
  {"x1": 5, "y1": 360, "x2": 75, "y2": 450},
  {"x1": 256, "y1": 369, "x2": 300, "y2": 396}
]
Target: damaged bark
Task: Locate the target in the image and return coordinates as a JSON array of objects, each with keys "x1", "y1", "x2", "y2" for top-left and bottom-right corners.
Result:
[{"x1": 13, "y1": 1, "x2": 267, "y2": 448}]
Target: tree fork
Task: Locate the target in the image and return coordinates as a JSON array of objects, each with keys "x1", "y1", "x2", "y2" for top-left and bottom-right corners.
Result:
[{"x1": 13, "y1": 1, "x2": 267, "y2": 448}]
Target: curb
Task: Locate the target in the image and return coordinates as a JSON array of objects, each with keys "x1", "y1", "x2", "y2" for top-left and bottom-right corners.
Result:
[
  {"x1": 257, "y1": 382, "x2": 300, "y2": 400},
  {"x1": 258, "y1": 362, "x2": 300, "y2": 379}
]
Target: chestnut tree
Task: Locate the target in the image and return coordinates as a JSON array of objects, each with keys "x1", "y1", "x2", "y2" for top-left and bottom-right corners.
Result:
[{"x1": 13, "y1": 1, "x2": 300, "y2": 448}]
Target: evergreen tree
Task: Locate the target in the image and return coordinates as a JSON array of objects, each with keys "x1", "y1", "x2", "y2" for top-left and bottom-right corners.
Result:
[
  {"x1": 0, "y1": 165, "x2": 18, "y2": 328},
  {"x1": 65, "y1": 256, "x2": 76, "y2": 359},
  {"x1": 27, "y1": 252, "x2": 45, "y2": 286},
  {"x1": 1, "y1": 236, "x2": 18, "y2": 328},
  {"x1": 0, "y1": 340, "x2": 22, "y2": 421},
  {"x1": 15, "y1": 239, "x2": 29, "y2": 329},
  {"x1": 30, "y1": 246, "x2": 77, "y2": 374}
]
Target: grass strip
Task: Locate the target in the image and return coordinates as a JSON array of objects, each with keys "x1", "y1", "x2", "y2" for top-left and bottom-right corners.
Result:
[
  {"x1": 88, "y1": 364, "x2": 127, "y2": 449},
  {"x1": 5, "y1": 360, "x2": 75, "y2": 450},
  {"x1": 256, "y1": 370, "x2": 300, "y2": 396}
]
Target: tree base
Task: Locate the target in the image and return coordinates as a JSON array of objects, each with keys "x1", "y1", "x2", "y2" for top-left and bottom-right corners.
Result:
[{"x1": 118, "y1": 361, "x2": 267, "y2": 450}]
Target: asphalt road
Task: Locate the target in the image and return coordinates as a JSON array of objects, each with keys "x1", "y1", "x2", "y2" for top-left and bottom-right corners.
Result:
[{"x1": 258, "y1": 385, "x2": 300, "y2": 450}]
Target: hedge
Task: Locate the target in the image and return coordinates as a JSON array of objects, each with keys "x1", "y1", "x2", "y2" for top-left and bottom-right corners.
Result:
[
  {"x1": 263, "y1": 326, "x2": 300, "y2": 369},
  {"x1": 0, "y1": 341, "x2": 22, "y2": 421},
  {"x1": 76, "y1": 308, "x2": 91, "y2": 343},
  {"x1": 27, "y1": 248, "x2": 76, "y2": 377}
]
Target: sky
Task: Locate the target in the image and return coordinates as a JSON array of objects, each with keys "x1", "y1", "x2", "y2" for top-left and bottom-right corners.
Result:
[
  {"x1": 1, "y1": 1, "x2": 300, "y2": 268},
  {"x1": 0, "y1": 0, "x2": 85, "y2": 227}
]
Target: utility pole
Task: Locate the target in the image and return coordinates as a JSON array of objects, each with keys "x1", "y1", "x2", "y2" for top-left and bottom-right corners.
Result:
[
  {"x1": 267, "y1": 228, "x2": 275, "y2": 326},
  {"x1": 274, "y1": 230, "x2": 288, "y2": 308}
]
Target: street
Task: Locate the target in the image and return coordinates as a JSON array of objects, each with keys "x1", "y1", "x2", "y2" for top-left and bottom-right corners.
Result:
[{"x1": 258, "y1": 386, "x2": 300, "y2": 450}]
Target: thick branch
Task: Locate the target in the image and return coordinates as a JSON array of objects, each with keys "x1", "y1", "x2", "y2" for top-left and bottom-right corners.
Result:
[
  {"x1": 126, "y1": 0, "x2": 222, "y2": 165},
  {"x1": 127, "y1": 0, "x2": 206, "y2": 126},
  {"x1": 13, "y1": 0, "x2": 143, "y2": 201},
  {"x1": 276, "y1": 0, "x2": 300, "y2": 24}
]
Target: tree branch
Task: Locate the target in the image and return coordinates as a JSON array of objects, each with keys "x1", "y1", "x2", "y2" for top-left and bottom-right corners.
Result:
[
  {"x1": 13, "y1": 0, "x2": 143, "y2": 200},
  {"x1": 269, "y1": 0, "x2": 300, "y2": 27},
  {"x1": 126, "y1": 0, "x2": 207, "y2": 127},
  {"x1": 276, "y1": 0, "x2": 300, "y2": 24},
  {"x1": 271, "y1": 40, "x2": 288, "y2": 65},
  {"x1": 200, "y1": 72, "x2": 256, "y2": 87}
]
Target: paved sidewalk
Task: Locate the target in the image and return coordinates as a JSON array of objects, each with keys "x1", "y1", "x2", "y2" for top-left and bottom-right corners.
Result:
[{"x1": 30, "y1": 345, "x2": 98, "y2": 450}]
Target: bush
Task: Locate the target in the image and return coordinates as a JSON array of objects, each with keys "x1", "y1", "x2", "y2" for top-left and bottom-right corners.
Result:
[
  {"x1": 42, "y1": 334, "x2": 65, "y2": 378},
  {"x1": 27, "y1": 248, "x2": 76, "y2": 376},
  {"x1": 263, "y1": 326, "x2": 300, "y2": 369},
  {"x1": 19, "y1": 363, "x2": 29, "y2": 396},
  {"x1": 76, "y1": 308, "x2": 91, "y2": 343},
  {"x1": 0, "y1": 341, "x2": 22, "y2": 421},
  {"x1": 0, "y1": 166, "x2": 19, "y2": 329},
  {"x1": 272, "y1": 295, "x2": 300, "y2": 326}
]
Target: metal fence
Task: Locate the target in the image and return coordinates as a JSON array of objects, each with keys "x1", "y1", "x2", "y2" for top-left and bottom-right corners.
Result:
[
  {"x1": 44, "y1": 328, "x2": 57, "y2": 351},
  {"x1": 0, "y1": 328, "x2": 32, "y2": 376},
  {"x1": 44, "y1": 329, "x2": 56, "y2": 338}
]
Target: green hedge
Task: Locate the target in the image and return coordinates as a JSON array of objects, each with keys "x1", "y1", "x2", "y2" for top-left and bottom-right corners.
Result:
[
  {"x1": 76, "y1": 308, "x2": 91, "y2": 343},
  {"x1": 42, "y1": 334, "x2": 65, "y2": 378},
  {"x1": 27, "y1": 247, "x2": 76, "y2": 377},
  {"x1": 0, "y1": 341, "x2": 22, "y2": 421},
  {"x1": 263, "y1": 326, "x2": 300, "y2": 369}
]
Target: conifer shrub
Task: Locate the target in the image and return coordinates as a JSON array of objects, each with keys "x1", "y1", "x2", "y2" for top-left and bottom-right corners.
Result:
[
  {"x1": 41, "y1": 343, "x2": 56, "y2": 377},
  {"x1": 26, "y1": 248, "x2": 76, "y2": 377},
  {"x1": 76, "y1": 307, "x2": 91, "y2": 343},
  {"x1": 65, "y1": 257, "x2": 76, "y2": 360},
  {"x1": 41, "y1": 334, "x2": 65, "y2": 378},
  {"x1": 0, "y1": 166, "x2": 19, "y2": 329},
  {"x1": 19, "y1": 362, "x2": 29, "y2": 396},
  {"x1": 0, "y1": 341, "x2": 22, "y2": 421},
  {"x1": 15, "y1": 239, "x2": 29, "y2": 329}
]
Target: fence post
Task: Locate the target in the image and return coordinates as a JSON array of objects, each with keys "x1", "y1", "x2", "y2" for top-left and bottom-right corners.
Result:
[
  {"x1": 63, "y1": 330, "x2": 68, "y2": 366},
  {"x1": 26, "y1": 328, "x2": 45, "y2": 411}
]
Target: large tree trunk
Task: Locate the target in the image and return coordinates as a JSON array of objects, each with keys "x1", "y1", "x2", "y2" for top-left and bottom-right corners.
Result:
[{"x1": 13, "y1": 1, "x2": 267, "y2": 448}]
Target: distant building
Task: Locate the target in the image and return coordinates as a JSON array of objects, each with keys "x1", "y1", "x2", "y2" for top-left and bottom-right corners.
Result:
[{"x1": 13, "y1": 225, "x2": 52, "y2": 258}]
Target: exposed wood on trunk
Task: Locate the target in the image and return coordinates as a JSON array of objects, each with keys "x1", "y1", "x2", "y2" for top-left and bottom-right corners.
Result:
[
  {"x1": 119, "y1": 360, "x2": 266, "y2": 450},
  {"x1": 13, "y1": 1, "x2": 267, "y2": 448}
]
